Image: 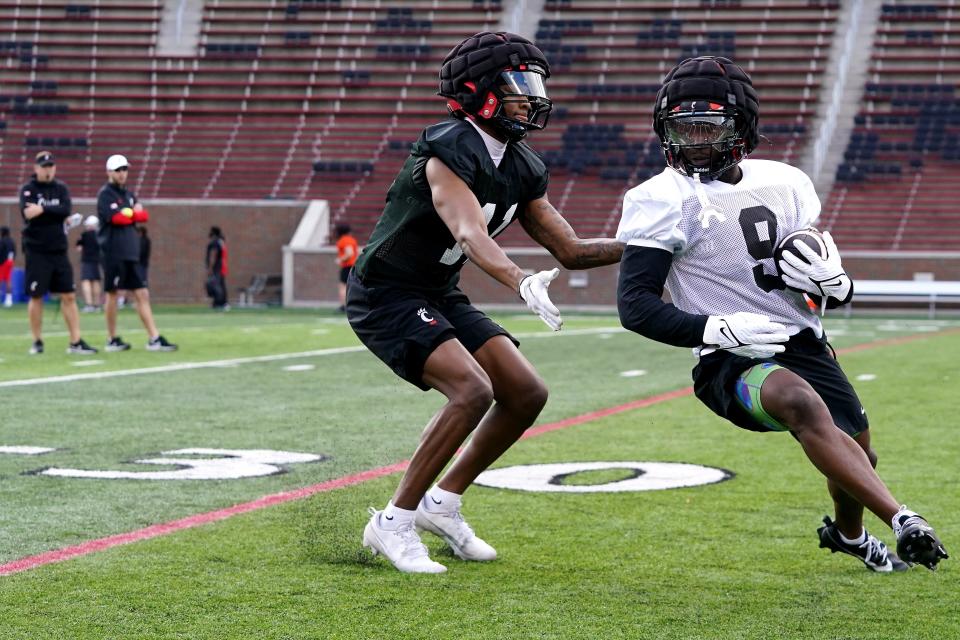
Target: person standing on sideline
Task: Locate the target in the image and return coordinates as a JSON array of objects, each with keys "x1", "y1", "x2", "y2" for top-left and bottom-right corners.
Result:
[
  {"x1": 334, "y1": 223, "x2": 358, "y2": 311},
  {"x1": 76, "y1": 216, "x2": 102, "y2": 312},
  {"x1": 349, "y1": 32, "x2": 623, "y2": 573},
  {"x1": 96, "y1": 154, "x2": 177, "y2": 352},
  {"x1": 0, "y1": 226, "x2": 15, "y2": 307},
  {"x1": 18, "y1": 151, "x2": 97, "y2": 354},
  {"x1": 205, "y1": 226, "x2": 228, "y2": 310},
  {"x1": 616, "y1": 56, "x2": 947, "y2": 572}
]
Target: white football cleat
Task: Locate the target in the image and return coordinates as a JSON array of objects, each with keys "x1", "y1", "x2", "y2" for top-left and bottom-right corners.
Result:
[
  {"x1": 416, "y1": 502, "x2": 497, "y2": 562},
  {"x1": 362, "y1": 509, "x2": 446, "y2": 574}
]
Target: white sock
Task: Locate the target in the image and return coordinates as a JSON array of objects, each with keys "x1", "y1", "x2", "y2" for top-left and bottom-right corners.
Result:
[
  {"x1": 838, "y1": 528, "x2": 866, "y2": 546},
  {"x1": 892, "y1": 505, "x2": 918, "y2": 534},
  {"x1": 380, "y1": 501, "x2": 416, "y2": 530},
  {"x1": 424, "y1": 485, "x2": 462, "y2": 513}
]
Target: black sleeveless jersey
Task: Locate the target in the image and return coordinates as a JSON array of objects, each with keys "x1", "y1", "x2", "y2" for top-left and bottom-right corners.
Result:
[{"x1": 353, "y1": 118, "x2": 549, "y2": 295}]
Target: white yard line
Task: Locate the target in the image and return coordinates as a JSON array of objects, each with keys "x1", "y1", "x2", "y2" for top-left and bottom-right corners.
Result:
[
  {"x1": 0, "y1": 327, "x2": 626, "y2": 388},
  {"x1": 0, "y1": 321, "x2": 343, "y2": 341},
  {"x1": 0, "y1": 347, "x2": 365, "y2": 388}
]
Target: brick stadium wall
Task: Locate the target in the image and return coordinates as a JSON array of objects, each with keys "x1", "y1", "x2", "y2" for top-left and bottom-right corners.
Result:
[
  {"x1": 4, "y1": 197, "x2": 959, "y2": 306},
  {"x1": 1, "y1": 198, "x2": 305, "y2": 303},
  {"x1": 290, "y1": 247, "x2": 960, "y2": 308},
  {"x1": 288, "y1": 248, "x2": 621, "y2": 308},
  {"x1": 844, "y1": 253, "x2": 960, "y2": 281}
]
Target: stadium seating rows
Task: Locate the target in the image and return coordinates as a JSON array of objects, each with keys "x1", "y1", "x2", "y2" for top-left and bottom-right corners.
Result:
[
  {"x1": 495, "y1": 0, "x2": 837, "y2": 244},
  {"x1": 0, "y1": 0, "x2": 955, "y2": 249},
  {"x1": 822, "y1": 0, "x2": 960, "y2": 250}
]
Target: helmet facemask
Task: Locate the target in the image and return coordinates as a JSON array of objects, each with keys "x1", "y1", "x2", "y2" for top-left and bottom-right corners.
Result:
[
  {"x1": 473, "y1": 64, "x2": 552, "y2": 141},
  {"x1": 659, "y1": 101, "x2": 747, "y2": 180},
  {"x1": 653, "y1": 56, "x2": 759, "y2": 181}
]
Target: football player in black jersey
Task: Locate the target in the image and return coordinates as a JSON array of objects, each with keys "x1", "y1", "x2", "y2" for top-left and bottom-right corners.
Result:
[
  {"x1": 617, "y1": 56, "x2": 947, "y2": 572},
  {"x1": 350, "y1": 32, "x2": 623, "y2": 573}
]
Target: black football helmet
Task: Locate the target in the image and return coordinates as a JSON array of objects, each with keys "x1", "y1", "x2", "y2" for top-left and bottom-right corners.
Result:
[
  {"x1": 653, "y1": 56, "x2": 760, "y2": 180},
  {"x1": 439, "y1": 31, "x2": 552, "y2": 141}
]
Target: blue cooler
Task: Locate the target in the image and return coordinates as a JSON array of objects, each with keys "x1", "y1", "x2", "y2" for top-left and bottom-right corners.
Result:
[{"x1": 11, "y1": 267, "x2": 27, "y2": 303}]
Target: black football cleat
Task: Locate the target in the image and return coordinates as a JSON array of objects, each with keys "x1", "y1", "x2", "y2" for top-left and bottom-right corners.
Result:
[
  {"x1": 106, "y1": 336, "x2": 132, "y2": 352},
  {"x1": 146, "y1": 335, "x2": 178, "y2": 352},
  {"x1": 894, "y1": 512, "x2": 949, "y2": 571},
  {"x1": 67, "y1": 338, "x2": 98, "y2": 355},
  {"x1": 818, "y1": 516, "x2": 908, "y2": 573}
]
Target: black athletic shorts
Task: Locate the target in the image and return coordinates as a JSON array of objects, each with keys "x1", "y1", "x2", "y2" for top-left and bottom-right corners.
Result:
[
  {"x1": 693, "y1": 328, "x2": 869, "y2": 437},
  {"x1": 346, "y1": 270, "x2": 518, "y2": 390},
  {"x1": 339, "y1": 266, "x2": 352, "y2": 284},
  {"x1": 81, "y1": 261, "x2": 102, "y2": 282},
  {"x1": 103, "y1": 258, "x2": 145, "y2": 292},
  {"x1": 24, "y1": 251, "x2": 75, "y2": 297}
]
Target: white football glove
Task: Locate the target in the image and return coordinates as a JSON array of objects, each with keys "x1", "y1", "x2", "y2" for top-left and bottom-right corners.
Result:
[
  {"x1": 778, "y1": 231, "x2": 852, "y2": 303},
  {"x1": 519, "y1": 268, "x2": 563, "y2": 331},
  {"x1": 701, "y1": 312, "x2": 789, "y2": 359},
  {"x1": 65, "y1": 212, "x2": 83, "y2": 229}
]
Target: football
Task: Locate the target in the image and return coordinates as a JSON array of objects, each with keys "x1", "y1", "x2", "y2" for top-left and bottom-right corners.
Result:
[{"x1": 775, "y1": 228, "x2": 829, "y2": 289}]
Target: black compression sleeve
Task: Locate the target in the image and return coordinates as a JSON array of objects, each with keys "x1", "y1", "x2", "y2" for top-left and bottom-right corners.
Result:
[{"x1": 617, "y1": 244, "x2": 709, "y2": 348}]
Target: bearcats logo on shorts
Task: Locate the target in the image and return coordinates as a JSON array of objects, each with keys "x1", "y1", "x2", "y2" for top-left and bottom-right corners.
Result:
[{"x1": 417, "y1": 307, "x2": 437, "y2": 325}]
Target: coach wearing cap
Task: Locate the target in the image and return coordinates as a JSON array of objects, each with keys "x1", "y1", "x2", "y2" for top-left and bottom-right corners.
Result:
[
  {"x1": 96, "y1": 154, "x2": 177, "y2": 352},
  {"x1": 18, "y1": 151, "x2": 96, "y2": 355}
]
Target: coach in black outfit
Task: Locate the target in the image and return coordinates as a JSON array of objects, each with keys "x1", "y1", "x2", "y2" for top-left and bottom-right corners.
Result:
[
  {"x1": 19, "y1": 151, "x2": 97, "y2": 355},
  {"x1": 97, "y1": 153, "x2": 176, "y2": 352}
]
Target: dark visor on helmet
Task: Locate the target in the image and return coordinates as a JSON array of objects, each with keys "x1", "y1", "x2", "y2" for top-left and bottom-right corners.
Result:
[
  {"x1": 495, "y1": 67, "x2": 551, "y2": 130},
  {"x1": 664, "y1": 115, "x2": 737, "y2": 146},
  {"x1": 498, "y1": 69, "x2": 548, "y2": 100}
]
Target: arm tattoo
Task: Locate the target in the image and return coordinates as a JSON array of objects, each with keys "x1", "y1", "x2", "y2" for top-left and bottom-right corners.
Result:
[
  {"x1": 569, "y1": 238, "x2": 625, "y2": 268},
  {"x1": 524, "y1": 200, "x2": 623, "y2": 268}
]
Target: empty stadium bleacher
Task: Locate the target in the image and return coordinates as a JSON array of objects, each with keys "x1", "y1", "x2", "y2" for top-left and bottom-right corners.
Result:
[
  {"x1": 823, "y1": 1, "x2": 960, "y2": 251},
  {"x1": 1, "y1": 0, "x2": 954, "y2": 253},
  {"x1": 0, "y1": 0, "x2": 502, "y2": 242},
  {"x1": 488, "y1": 0, "x2": 838, "y2": 244}
]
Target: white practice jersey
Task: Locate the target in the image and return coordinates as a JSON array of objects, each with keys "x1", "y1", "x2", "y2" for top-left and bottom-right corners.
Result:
[{"x1": 616, "y1": 159, "x2": 823, "y2": 337}]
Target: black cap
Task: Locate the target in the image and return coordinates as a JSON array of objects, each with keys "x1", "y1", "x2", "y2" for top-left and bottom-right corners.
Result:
[{"x1": 35, "y1": 151, "x2": 55, "y2": 167}]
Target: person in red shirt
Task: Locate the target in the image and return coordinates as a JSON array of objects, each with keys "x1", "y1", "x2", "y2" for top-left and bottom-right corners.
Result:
[
  {"x1": 0, "y1": 226, "x2": 15, "y2": 307},
  {"x1": 334, "y1": 223, "x2": 358, "y2": 312}
]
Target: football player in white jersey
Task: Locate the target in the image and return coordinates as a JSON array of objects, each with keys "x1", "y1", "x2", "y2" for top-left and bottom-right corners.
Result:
[{"x1": 616, "y1": 56, "x2": 947, "y2": 572}]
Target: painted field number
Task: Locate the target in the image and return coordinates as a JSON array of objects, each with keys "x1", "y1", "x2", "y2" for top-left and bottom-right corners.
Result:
[
  {"x1": 475, "y1": 461, "x2": 733, "y2": 493},
  {"x1": 1, "y1": 446, "x2": 323, "y2": 480}
]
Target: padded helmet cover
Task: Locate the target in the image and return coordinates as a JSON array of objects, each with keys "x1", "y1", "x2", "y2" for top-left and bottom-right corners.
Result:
[
  {"x1": 439, "y1": 31, "x2": 550, "y2": 114},
  {"x1": 654, "y1": 56, "x2": 760, "y2": 154}
]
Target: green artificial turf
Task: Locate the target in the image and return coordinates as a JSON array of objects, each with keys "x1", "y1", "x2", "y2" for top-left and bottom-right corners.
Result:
[{"x1": 0, "y1": 307, "x2": 957, "y2": 639}]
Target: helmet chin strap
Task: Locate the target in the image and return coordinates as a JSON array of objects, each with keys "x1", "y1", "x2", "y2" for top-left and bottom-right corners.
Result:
[
  {"x1": 692, "y1": 174, "x2": 726, "y2": 229},
  {"x1": 492, "y1": 115, "x2": 528, "y2": 141}
]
